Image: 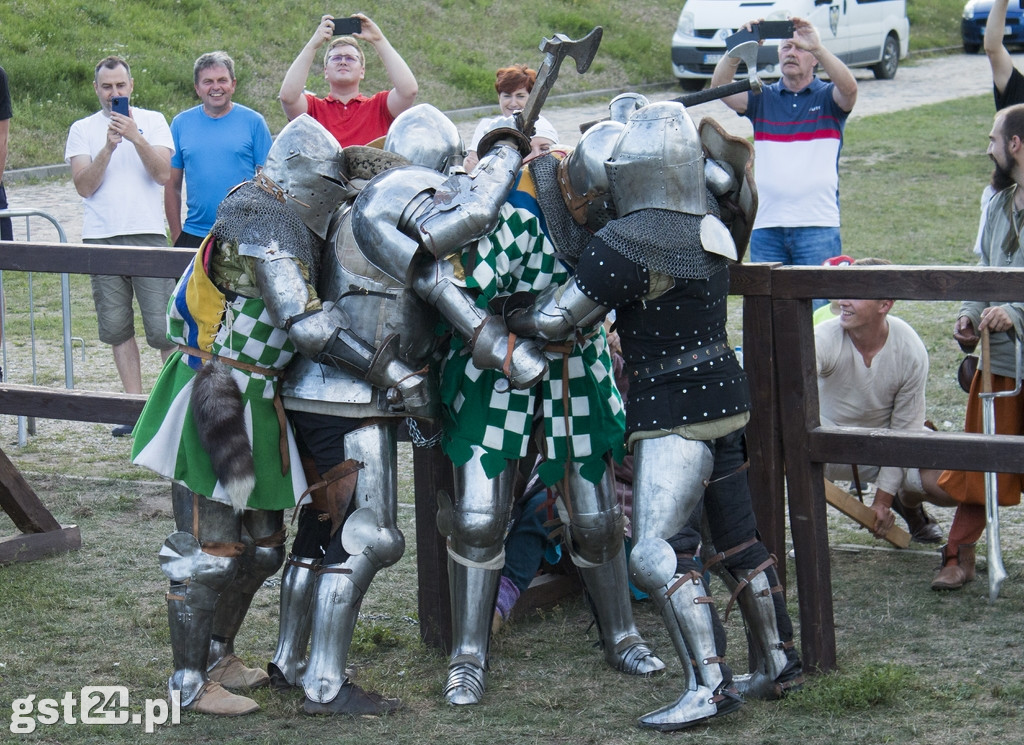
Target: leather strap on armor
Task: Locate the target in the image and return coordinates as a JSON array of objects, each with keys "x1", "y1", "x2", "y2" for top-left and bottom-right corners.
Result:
[
  {"x1": 178, "y1": 344, "x2": 283, "y2": 378},
  {"x1": 299, "y1": 459, "x2": 364, "y2": 536},
  {"x1": 722, "y1": 555, "x2": 780, "y2": 623},
  {"x1": 666, "y1": 570, "x2": 712, "y2": 600},
  {"x1": 627, "y1": 340, "x2": 730, "y2": 381},
  {"x1": 701, "y1": 535, "x2": 758, "y2": 574}
]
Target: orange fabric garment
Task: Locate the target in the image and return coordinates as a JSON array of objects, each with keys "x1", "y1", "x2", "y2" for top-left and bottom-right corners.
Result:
[{"x1": 937, "y1": 371, "x2": 1024, "y2": 507}]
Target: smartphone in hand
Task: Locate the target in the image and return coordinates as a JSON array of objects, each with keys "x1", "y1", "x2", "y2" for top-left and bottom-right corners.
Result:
[
  {"x1": 331, "y1": 17, "x2": 361, "y2": 35},
  {"x1": 725, "y1": 20, "x2": 795, "y2": 50},
  {"x1": 111, "y1": 96, "x2": 130, "y2": 116}
]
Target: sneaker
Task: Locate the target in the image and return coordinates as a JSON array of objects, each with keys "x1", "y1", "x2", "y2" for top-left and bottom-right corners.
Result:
[{"x1": 111, "y1": 424, "x2": 133, "y2": 438}]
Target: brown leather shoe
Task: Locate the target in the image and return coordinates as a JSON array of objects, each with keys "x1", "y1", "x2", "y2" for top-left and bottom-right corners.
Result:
[
  {"x1": 932, "y1": 544, "x2": 976, "y2": 590},
  {"x1": 185, "y1": 681, "x2": 260, "y2": 716},
  {"x1": 208, "y1": 654, "x2": 270, "y2": 690},
  {"x1": 892, "y1": 494, "x2": 943, "y2": 544}
]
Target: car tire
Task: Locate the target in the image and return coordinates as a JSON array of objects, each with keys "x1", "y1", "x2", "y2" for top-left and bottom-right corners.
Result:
[
  {"x1": 963, "y1": 42, "x2": 981, "y2": 54},
  {"x1": 677, "y1": 78, "x2": 706, "y2": 92},
  {"x1": 872, "y1": 33, "x2": 900, "y2": 80}
]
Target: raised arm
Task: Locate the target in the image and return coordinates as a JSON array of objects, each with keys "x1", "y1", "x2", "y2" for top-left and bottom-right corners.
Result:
[
  {"x1": 710, "y1": 18, "x2": 760, "y2": 114},
  {"x1": 279, "y1": 15, "x2": 333, "y2": 120},
  {"x1": 985, "y1": 0, "x2": 1015, "y2": 94},
  {"x1": 355, "y1": 15, "x2": 418, "y2": 117},
  {"x1": 792, "y1": 17, "x2": 857, "y2": 112}
]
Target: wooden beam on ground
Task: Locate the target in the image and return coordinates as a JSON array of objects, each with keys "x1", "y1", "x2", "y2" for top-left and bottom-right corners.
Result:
[
  {"x1": 0, "y1": 525, "x2": 81, "y2": 565},
  {"x1": 0, "y1": 446, "x2": 61, "y2": 533},
  {"x1": 823, "y1": 479, "x2": 910, "y2": 549}
]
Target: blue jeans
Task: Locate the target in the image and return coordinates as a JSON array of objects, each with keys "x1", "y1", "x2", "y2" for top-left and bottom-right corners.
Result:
[
  {"x1": 503, "y1": 489, "x2": 555, "y2": 594},
  {"x1": 750, "y1": 226, "x2": 842, "y2": 309}
]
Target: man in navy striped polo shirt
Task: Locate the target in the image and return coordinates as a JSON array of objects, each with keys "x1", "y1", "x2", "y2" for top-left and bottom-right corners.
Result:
[{"x1": 711, "y1": 17, "x2": 857, "y2": 277}]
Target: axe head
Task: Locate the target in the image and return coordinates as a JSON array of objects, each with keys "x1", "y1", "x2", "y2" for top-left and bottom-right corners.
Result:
[
  {"x1": 728, "y1": 40, "x2": 760, "y2": 82},
  {"x1": 515, "y1": 26, "x2": 604, "y2": 141},
  {"x1": 540, "y1": 27, "x2": 604, "y2": 74}
]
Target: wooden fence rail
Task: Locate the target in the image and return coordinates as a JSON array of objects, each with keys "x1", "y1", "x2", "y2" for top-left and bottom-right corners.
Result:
[{"x1": 3, "y1": 241, "x2": 1022, "y2": 676}]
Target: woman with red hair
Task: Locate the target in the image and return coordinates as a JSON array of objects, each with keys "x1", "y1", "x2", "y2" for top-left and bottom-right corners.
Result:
[{"x1": 463, "y1": 63, "x2": 558, "y2": 171}]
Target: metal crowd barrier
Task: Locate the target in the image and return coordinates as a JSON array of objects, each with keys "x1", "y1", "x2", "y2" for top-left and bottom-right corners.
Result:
[{"x1": 0, "y1": 208, "x2": 85, "y2": 445}]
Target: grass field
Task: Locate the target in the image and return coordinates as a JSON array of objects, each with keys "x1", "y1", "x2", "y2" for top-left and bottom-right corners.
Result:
[
  {"x1": 1, "y1": 66, "x2": 1022, "y2": 745},
  {"x1": 1, "y1": 0, "x2": 966, "y2": 169}
]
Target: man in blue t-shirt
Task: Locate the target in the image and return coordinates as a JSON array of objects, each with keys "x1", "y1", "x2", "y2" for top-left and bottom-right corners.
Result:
[
  {"x1": 164, "y1": 51, "x2": 273, "y2": 248},
  {"x1": 711, "y1": 17, "x2": 857, "y2": 271}
]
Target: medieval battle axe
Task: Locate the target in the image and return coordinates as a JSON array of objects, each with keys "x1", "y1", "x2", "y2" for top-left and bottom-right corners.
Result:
[
  {"x1": 673, "y1": 40, "x2": 763, "y2": 108},
  {"x1": 514, "y1": 27, "x2": 604, "y2": 140}
]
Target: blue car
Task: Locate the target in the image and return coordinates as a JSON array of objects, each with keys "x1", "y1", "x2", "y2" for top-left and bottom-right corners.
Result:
[{"x1": 962, "y1": 0, "x2": 1024, "y2": 54}]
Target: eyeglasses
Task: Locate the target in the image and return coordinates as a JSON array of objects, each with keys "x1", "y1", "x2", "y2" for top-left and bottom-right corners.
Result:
[{"x1": 328, "y1": 54, "x2": 361, "y2": 66}]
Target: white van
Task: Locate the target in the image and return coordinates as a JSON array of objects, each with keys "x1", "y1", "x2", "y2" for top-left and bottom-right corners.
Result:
[{"x1": 670, "y1": 0, "x2": 910, "y2": 90}]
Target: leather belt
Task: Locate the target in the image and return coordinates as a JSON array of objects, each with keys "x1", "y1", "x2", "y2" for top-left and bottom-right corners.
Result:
[{"x1": 627, "y1": 340, "x2": 732, "y2": 381}]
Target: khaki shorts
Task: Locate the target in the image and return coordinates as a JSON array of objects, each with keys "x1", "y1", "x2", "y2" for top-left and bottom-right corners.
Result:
[{"x1": 85, "y1": 234, "x2": 176, "y2": 350}]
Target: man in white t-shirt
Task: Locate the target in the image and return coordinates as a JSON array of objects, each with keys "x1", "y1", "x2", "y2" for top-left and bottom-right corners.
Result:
[
  {"x1": 65, "y1": 56, "x2": 176, "y2": 435},
  {"x1": 815, "y1": 260, "x2": 956, "y2": 542}
]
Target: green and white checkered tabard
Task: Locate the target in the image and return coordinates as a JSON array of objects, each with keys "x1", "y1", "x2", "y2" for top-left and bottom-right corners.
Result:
[
  {"x1": 440, "y1": 203, "x2": 625, "y2": 484},
  {"x1": 168, "y1": 292, "x2": 296, "y2": 398},
  {"x1": 212, "y1": 298, "x2": 296, "y2": 397}
]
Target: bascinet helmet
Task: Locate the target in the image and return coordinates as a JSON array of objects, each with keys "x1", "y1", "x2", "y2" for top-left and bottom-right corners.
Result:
[
  {"x1": 558, "y1": 119, "x2": 624, "y2": 231},
  {"x1": 383, "y1": 103, "x2": 464, "y2": 173},
  {"x1": 605, "y1": 101, "x2": 707, "y2": 219},
  {"x1": 260, "y1": 114, "x2": 349, "y2": 240}
]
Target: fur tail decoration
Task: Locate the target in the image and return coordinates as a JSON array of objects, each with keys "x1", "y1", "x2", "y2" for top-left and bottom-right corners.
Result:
[{"x1": 191, "y1": 360, "x2": 255, "y2": 513}]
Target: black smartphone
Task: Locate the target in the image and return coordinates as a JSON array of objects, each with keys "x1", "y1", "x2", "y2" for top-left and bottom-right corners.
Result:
[
  {"x1": 725, "y1": 20, "x2": 795, "y2": 50},
  {"x1": 331, "y1": 17, "x2": 362, "y2": 35},
  {"x1": 758, "y1": 20, "x2": 795, "y2": 39},
  {"x1": 111, "y1": 96, "x2": 129, "y2": 116}
]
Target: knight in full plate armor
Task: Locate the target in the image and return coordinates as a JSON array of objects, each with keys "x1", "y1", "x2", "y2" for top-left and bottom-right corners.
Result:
[
  {"x1": 266, "y1": 104, "x2": 560, "y2": 716},
  {"x1": 353, "y1": 103, "x2": 667, "y2": 706},
  {"x1": 131, "y1": 114, "x2": 435, "y2": 716},
  {"x1": 504, "y1": 100, "x2": 802, "y2": 731}
]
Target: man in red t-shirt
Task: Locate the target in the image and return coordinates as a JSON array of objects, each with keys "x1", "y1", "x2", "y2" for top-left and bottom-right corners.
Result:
[{"x1": 279, "y1": 13, "x2": 417, "y2": 147}]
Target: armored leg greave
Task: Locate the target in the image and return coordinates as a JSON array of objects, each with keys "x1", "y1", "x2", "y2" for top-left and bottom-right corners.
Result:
[
  {"x1": 576, "y1": 550, "x2": 665, "y2": 677},
  {"x1": 301, "y1": 562, "x2": 368, "y2": 704},
  {"x1": 268, "y1": 554, "x2": 320, "y2": 689},
  {"x1": 700, "y1": 450, "x2": 802, "y2": 700},
  {"x1": 442, "y1": 449, "x2": 516, "y2": 705},
  {"x1": 706, "y1": 554, "x2": 802, "y2": 700},
  {"x1": 637, "y1": 570, "x2": 741, "y2": 732},
  {"x1": 208, "y1": 513, "x2": 286, "y2": 677},
  {"x1": 561, "y1": 461, "x2": 664, "y2": 677},
  {"x1": 444, "y1": 553, "x2": 501, "y2": 705},
  {"x1": 302, "y1": 423, "x2": 405, "y2": 713},
  {"x1": 627, "y1": 435, "x2": 739, "y2": 732},
  {"x1": 167, "y1": 578, "x2": 229, "y2": 707}
]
